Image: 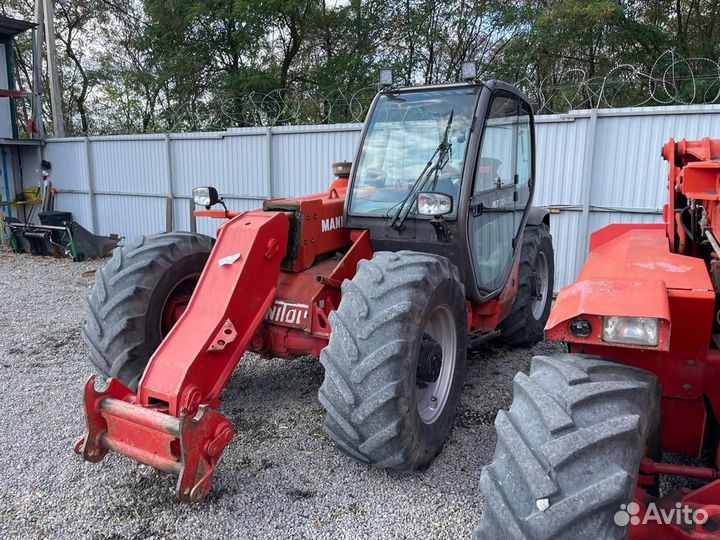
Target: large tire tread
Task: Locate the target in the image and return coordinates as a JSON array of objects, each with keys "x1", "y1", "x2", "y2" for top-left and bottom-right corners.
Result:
[
  {"x1": 475, "y1": 354, "x2": 660, "y2": 540},
  {"x1": 319, "y1": 250, "x2": 467, "y2": 472},
  {"x1": 82, "y1": 232, "x2": 213, "y2": 390}
]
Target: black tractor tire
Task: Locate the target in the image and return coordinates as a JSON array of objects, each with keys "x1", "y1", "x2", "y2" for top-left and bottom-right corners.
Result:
[
  {"x1": 475, "y1": 354, "x2": 661, "y2": 540},
  {"x1": 82, "y1": 232, "x2": 214, "y2": 391},
  {"x1": 500, "y1": 223, "x2": 554, "y2": 347},
  {"x1": 318, "y1": 251, "x2": 467, "y2": 471}
]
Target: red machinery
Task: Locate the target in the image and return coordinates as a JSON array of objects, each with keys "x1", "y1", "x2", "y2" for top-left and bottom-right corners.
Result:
[
  {"x1": 0, "y1": 89, "x2": 29, "y2": 99},
  {"x1": 476, "y1": 138, "x2": 720, "y2": 540},
  {"x1": 76, "y1": 79, "x2": 556, "y2": 502}
]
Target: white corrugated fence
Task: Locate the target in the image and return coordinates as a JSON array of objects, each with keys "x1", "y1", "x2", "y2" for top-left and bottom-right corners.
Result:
[{"x1": 18, "y1": 105, "x2": 720, "y2": 291}]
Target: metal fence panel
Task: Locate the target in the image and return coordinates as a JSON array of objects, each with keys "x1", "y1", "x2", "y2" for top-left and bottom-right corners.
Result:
[
  {"x1": 590, "y1": 108, "x2": 720, "y2": 210},
  {"x1": 272, "y1": 125, "x2": 360, "y2": 198},
  {"x1": 40, "y1": 104, "x2": 720, "y2": 290},
  {"x1": 172, "y1": 133, "x2": 269, "y2": 199},
  {"x1": 534, "y1": 115, "x2": 590, "y2": 207},
  {"x1": 95, "y1": 194, "x2": 166, "y2": 239},
  {"x1": 43, "y1": 140, "x2": 88, "y2": 191},
  {"x1": 588, "y1": 211, "x2": 662, "y2": 232},
  {"x1": 547, "y1": 210, "x2": 583, "y2": 293},
  {"x1": 55, "y1": 192, "x2": 92, "y2": 227},
  {"x1": 90, "y1": 138, "x2": 167, "y2": 195}
]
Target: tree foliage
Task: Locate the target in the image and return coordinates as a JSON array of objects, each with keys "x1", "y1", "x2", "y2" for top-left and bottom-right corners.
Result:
[{"x1": 2, "y1": 0, "x2": 720, "y2": 134}]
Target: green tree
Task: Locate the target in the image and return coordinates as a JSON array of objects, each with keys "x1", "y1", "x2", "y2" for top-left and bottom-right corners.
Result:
[{"x1": 5, "y1": 0, "x2": 720, "y2": 132}]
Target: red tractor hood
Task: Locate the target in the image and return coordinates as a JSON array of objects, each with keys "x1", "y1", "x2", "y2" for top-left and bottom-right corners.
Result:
[{"x1": 546, "y1": 224, "x2": 714, "y2": 351}]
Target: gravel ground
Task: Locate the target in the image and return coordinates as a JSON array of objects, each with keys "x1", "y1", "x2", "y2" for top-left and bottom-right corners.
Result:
[{"x1": 0, "y1": 249, "x2": 566, "y2": 540}]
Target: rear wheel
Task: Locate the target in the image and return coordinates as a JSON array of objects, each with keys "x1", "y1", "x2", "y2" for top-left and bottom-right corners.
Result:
[
  {"x1": 82, "y1": 232, "x2": 213, "y2": 390},
  {"x1": 500, "y1": 223, "x2": 554, "y2": 347},
  {"x1": 475, "y1": 354, "x2": 660, "y2": 540},
  {"x1": 318, "y1": 251, "x2": 467, "y2": 471}
]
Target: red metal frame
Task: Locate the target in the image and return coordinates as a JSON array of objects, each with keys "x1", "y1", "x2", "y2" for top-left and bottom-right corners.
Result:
[
  {"x1": 74, "y1": 177, "x2": 387, "y2": 500},
  {"x1": 547, "y1": 138, "x2": 720, "y2": 538},
  {"x1": 76, "y1": 210, "x2": 291, "y2": 500},
  {"x1": 630, "y1": 488, "x2": 720, "y2": 539},
  {"x1": 252, "y1": 229, "x2": 373, "y2": 358}
]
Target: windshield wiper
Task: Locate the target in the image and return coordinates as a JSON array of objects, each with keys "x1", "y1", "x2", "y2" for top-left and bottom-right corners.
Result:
[{"x1": 390, "y1": 110, "x2": 454, "y2": 231}]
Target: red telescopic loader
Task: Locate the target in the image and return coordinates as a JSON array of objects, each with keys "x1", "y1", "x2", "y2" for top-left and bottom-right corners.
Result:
[{"x1": 76, "y1": 78, "x2": 555, "y2": 503}]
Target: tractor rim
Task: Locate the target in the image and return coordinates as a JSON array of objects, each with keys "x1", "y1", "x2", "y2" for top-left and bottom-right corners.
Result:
[
  {"x1": 416, "y1": 304, "x2": 457, "y2": 424},
  {"x1": 160, "y1": 273, "x2": 201, "y2": 337},
  {"x1": 531, "y1": 251, "x2": 549, "y2": 320}
]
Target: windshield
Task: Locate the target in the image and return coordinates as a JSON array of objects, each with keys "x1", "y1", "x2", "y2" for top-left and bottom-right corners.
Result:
[{"x1": 349, "y1": 88, "x2": 479, "y2": 218}]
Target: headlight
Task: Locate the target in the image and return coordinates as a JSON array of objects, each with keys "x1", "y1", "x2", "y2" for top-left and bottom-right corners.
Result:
[
  {"x1": 192, "y1": 186, "x2": 220, "y2": 208},
  {"x1": 569, "y1": 318, "x2": 592, "y2": 338},
  {"x1": 602, "y1": 316, "x2": 659, "y2": 347}
]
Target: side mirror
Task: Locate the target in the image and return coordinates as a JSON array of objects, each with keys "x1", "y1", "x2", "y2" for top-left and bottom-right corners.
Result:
[
  {"x1": 417, "y1": 192, "x2": 453, "y2": 216},
  {"x1": 41, "y1": 159, "x2": 52, "y2": 180},
  {"x1": 192, "y1": 186, "x2": 221, "y2": 209}
]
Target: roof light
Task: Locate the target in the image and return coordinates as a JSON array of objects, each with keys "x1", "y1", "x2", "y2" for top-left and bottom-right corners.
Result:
[
  {"x1": 461, "y1": 61, "x2": 477, "y2": 82},
  {"x1": 379, "y1": 68, "x2": 393, "y2": 88}
]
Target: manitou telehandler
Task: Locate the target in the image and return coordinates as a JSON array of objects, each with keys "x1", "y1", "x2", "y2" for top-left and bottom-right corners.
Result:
[
  {"x1": 476, "y1": 138, "x2": 720, "y2": 540},
  {"x1": 76, "y1": 68, "x2": 555, "y2": 502}
]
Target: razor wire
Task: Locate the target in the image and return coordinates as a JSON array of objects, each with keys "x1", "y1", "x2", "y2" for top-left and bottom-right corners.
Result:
[
  {"x1": 160, "y1": 85, "x2": 379, "y2": 132},
  {"x1": 158, "y1": 50, "x2": 720, "y2": 129},
  {"x1": 516, "y1": 50, "x2": 720, "y2": 115}
]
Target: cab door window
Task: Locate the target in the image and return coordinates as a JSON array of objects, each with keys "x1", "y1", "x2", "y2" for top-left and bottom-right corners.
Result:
[{"x1": 468, "y1": 92, "x2": 522, "y2": 292}]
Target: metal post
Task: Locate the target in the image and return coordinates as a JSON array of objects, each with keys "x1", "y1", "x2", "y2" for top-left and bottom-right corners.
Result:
[
  {"x1": 164, "y1": 134, "x2": 174, "y2": 231},
  {"x1": 576, "y1": 108, "x2": 598, "y2": 277},
  {"x1": 165, "y1": 197, "x2": 173, "y2": 233},
  {"x1": 1, "y1": 147, "x2": 12, "y2": 219},
  {"x1": 43, "y1": 0, "x2": 64, "y2": 137},
  {"x1": 189, "y1": 198, "x2": 197, "y2": 233},
  {"x1": 0, "y1": 148, "x2": 4, "y2": 239},
  {"x1": 84, "y1": 137, "x2": 97, "y2": 233},
  {"x1": 32, "y1": 0, "x2": 44, "y2": 139},
  {"x1": 266, "y1": 127, "x2": 273, "y2": 198}
]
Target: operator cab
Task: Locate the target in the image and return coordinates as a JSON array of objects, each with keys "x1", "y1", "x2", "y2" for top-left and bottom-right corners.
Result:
[
  {"x1": 348, "y1": 86, "x2": 475, "y2": 218},
  {"x1": 345, "y1": 74, "x2": 537, "y2": 303}
]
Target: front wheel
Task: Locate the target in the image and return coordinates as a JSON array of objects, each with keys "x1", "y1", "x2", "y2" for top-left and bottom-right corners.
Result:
[
  {"x1": 82, "y1": 232, "x2": 213, "y2": 390},
  {"x1": 318, "y1": 251, "x2": 467, "y2": 471}
]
